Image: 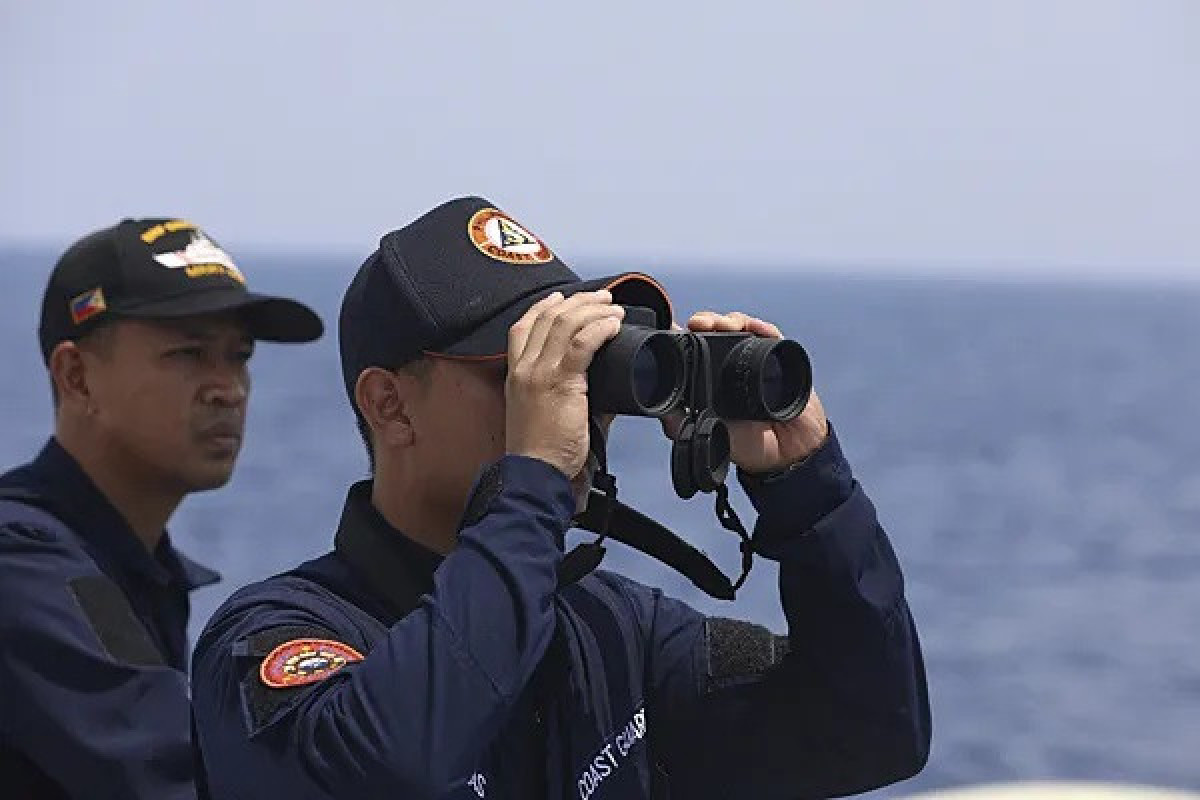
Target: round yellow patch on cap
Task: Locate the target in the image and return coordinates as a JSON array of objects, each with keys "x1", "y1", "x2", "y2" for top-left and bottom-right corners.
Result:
[{"x1": 467, "y1": 208, "x2": 554, "y2": 265}]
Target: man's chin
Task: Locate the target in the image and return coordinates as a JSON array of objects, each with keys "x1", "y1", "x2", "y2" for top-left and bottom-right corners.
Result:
[{"x1": 181, "y1": 460, "x2": 238, "y2": 493}]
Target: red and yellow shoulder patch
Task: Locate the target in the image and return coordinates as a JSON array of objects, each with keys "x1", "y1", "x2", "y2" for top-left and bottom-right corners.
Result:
[{"x1": 259, "y1": 639, "x2": 364, "y2": 689}]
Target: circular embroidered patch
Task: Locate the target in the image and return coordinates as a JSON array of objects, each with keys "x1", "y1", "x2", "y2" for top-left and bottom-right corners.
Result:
[
  {"x1": 467, "y1": 208, "x2": 554, "y2": 265},
  {"x1": 259, "y1": 639, "x2": 364, "y2": 688}
]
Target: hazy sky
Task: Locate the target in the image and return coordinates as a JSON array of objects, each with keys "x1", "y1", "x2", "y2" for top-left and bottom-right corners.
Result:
[{"x1": 1, "y1": 1, "x2": 1197, "y2": 278}]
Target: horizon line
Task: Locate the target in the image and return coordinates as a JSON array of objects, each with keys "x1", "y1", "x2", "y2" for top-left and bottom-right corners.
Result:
[{"x1": 1, "y1": 240, "x2": 1197, "y2": 287}]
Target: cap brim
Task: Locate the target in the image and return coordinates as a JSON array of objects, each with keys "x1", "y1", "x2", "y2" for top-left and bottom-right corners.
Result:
[
  {"x1": 115, "y1": 288, "x2": 323, "y2": 343},
  {"x1": 428, "y1": 272, "x2": 673, "y2": 361}
]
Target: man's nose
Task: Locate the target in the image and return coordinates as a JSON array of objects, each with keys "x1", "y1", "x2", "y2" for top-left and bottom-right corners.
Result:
[{"x1": 202, "y1": 363, "x2": 249, "y2": 407}]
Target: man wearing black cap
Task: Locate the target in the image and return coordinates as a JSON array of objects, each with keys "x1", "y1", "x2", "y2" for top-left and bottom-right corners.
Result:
[
  {"x1": 192, "y1": 198, "x2": 930, "y2": 799},
  {"x1": 0, "y1": 218, "x2": 322, "y2": 798}
]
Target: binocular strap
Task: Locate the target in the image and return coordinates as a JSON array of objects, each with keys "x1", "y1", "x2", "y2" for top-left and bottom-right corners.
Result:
[
  {"x1": 558, "y1": 416, "x2": 757, "y2": 600},
  {"x1": 572, "y1": 492, "x2": 755, "y2": 601}
]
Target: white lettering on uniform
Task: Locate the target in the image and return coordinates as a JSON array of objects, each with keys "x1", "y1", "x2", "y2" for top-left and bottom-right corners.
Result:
[
  {"x1": 576, "y1": 706, "x2": 648, "y2": 799},
  {"x1": 616, "y1": 708, "x2": 648, "y2": 757},
  {"x1": 468, "y1": 772, "x2": 487, "y2": 797}
]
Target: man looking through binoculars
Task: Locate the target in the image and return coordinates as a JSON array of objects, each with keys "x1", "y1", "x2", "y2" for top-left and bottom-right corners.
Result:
[{"x1": 191, "y1": 197, "x2": 931, "y2": 800}]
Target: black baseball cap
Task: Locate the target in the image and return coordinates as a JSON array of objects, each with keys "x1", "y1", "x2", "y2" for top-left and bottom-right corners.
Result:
[
  {"x1": 39, "y1": 218, "x2": 323, "y2": 360},
  {"x1": 339, "y1": 196, "x2": 673, "y2": 401}
]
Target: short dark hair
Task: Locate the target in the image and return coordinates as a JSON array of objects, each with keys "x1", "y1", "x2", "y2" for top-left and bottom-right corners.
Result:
[
  {"x1": 353, "y1": 357, "x2": 433, "y2": 472},
  {"x1": 49, "y1": 322, "x2": 118, "y2": 409}
]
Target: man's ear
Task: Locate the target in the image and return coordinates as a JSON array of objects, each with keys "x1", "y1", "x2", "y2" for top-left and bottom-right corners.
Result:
[
  {"x1": 48, "y1": 341, "x2": 93, "y2": 414},
  {"x1": 355, "y1": 367, "x2": 419, "y2": 450}
]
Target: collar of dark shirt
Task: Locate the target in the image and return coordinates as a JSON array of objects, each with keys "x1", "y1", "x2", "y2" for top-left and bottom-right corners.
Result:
[
  {"x1": 2, "y1": 438, "x2": 220, "y2": 592},
  {"x1": 333, "y1": 480, "x2": 445, "y2": 618},
  {"x1": 330, "y1": 477, "x2": 572, "y2": 705}
]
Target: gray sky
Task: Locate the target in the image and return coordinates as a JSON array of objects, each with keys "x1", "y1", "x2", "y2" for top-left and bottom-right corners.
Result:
[{"x1": 1, "y1": 1, "x2": 1197, "y2": 278}]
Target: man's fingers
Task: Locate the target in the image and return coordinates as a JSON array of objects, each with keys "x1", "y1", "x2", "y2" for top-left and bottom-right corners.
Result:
[
  {"x1": 514, "y1": 290, "x2": 610, "y2": 366},
  {"x1": 518, "y1": 291, "x2": 582, "y2": 365},
  {"x1": 542, "y1": 302, "x2": 624, "y2": 368},
  {"x1": 688, "y1": 310, "x2": 782, "y2": 337},
  {"x1": 687, "y1": 311, "x2": 720, "y2": 331},
  {"x1": 688, "y1": 311, "x2": 742, "y2": 332},
  {"x1": 741, "y1": 315, "x2": 783, "y2": 338},
  {"x1": 560, "y1": 314, "x2": 624, "y2": 375},
  {"x1": 509, "y1": 291, "x2": 564, "y2": 361}
]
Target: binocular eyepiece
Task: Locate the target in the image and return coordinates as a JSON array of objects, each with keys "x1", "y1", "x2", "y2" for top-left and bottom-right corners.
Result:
[{"x1": 587, "y1": 307, "x2": 813, "y2": 498}]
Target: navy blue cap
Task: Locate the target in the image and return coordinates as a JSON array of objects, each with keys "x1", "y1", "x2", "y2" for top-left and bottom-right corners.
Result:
[
  {"x1": 39, "y1": 218, "x2": 323, "y2": 360},
  {"x1": 339, "y1": 196, "x2": 673, "y2": 402}
]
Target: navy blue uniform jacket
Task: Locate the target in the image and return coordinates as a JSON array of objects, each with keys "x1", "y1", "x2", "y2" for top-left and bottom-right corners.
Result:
[
  {"x1": 0, "y1": 439, "x2": 219, "y2": 799},
  {"x1": 193, "y1": 429, "x2": 930, "y2": 799}
]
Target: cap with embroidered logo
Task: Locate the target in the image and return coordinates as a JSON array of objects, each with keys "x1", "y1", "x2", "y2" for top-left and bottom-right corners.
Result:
[
  {"x1": 39, "y1": 218, "x2": 323, "y2": 360},
  {"x1": 338, "y1": 196, "x2": 674, "y2": 403}
]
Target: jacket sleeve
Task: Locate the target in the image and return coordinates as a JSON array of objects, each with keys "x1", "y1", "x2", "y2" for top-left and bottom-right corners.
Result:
[
  {"x1": 0, "y1": 513, "x2": 198, "y2": 800},
  {"x1": 190, "y1": 455, "x2": 574, "y2": 800},
  {"x1": 632, "y1": 427, "x2": 931, "y2": 799}
]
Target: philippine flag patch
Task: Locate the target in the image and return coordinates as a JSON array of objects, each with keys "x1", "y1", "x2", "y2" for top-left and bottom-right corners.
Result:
[{"x1": 69, "y1": 288, "x2": 107, "y2": 325}]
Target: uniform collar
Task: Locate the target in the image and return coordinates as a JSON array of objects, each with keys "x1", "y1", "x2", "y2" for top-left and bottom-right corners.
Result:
[
  {"x1": 162, "y1": 544, "x2": 222, "y2": 591},
  {"x1": 6, "y1": 438, "x2": 220, "y2": 591},
  {"x1": 333, "y1": 480, "x2": 444, "y2": 618}
]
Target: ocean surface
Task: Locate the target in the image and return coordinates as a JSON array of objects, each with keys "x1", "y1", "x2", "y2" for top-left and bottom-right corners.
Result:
[{"x1": 2, "y1": 249, "x2": 1199, "y2": 796}]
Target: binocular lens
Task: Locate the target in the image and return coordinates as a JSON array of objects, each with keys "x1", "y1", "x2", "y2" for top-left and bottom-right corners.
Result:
[
  {"x1": 589, "y1": 328, "x2": 686, "y2": 416},
  {"x1": 759, "y1": 344, "x2": 810, "y2": 417},
  {"x1": 632, "y1": 337, "x2": 680, "y2": 410},
  {"x1": 713, "y1": 337, "x2": 812, "y2": 421},
  {"x1": 760, "y1": 351, "x2": 787, "y2": 412}
]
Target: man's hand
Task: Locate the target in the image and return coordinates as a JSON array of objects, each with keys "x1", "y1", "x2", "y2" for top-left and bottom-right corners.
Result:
[
  {"x1": 506, "y1": 290, "x2": 625, "y2": 479},
  {"x1": 665, "y1": 311, "x2": 829, "y2": 475}
]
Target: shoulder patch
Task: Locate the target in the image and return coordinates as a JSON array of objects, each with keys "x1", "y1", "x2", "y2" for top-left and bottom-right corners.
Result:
[
  {"x1": 259, "y1": 638, "x2": 364, "y2": 688},
  {"x1": 69, "y1": 575, "x2": 165, "y2": 666},
  {"x1": 703, "y1": 617, "x2": 789, "y2": 691}
]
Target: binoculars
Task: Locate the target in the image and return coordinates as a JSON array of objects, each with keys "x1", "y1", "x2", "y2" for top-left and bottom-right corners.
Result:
[{"x1": 588, "y1": 307, "x2": 813, "y2": 498}]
